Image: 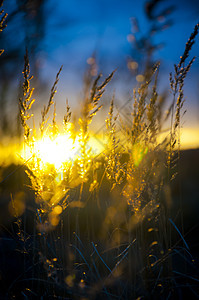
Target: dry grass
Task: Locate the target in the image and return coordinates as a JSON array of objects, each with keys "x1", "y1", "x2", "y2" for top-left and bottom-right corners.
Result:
[{"x1": 0, "y1": 0, "x2": 199, "y2": 298}]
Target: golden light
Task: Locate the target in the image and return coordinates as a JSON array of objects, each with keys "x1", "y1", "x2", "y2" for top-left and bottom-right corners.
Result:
[
  {"x1": 2, "y1": 128, "x2": 198, "y2": 171},
  {"x1": 33, "y1": 134, "x2": 78, "y2": 169},
  {"x1": 87, "y1": 135, "x2": 106, "y2": 155},
  {"x1": 158, "y1": 127, "x2": 199, "y2": 150},
  {"x1": 180, "y1": 128, "x2": 199, "y2": 149},
  {"x1": 20, "y1": 132, "x2": 105, "y2": 172}
]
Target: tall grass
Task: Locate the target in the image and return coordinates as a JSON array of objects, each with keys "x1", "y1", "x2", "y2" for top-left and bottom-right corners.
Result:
[{"x1": 1, "y1": 0, "x2": 199, "y2": 298}]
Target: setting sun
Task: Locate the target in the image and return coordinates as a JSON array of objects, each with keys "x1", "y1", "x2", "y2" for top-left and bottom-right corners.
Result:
[
  {"x1": 19, "y1": 132, "x2": 106, "y2": 172},
  {"x1": 33, "y1": 134, "x2": 78, "y2": 169}
]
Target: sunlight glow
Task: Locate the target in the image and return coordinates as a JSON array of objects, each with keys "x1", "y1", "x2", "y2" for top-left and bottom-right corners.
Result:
[
  {"x1": 158, "y1": 128, "x2": 199, "y2": 150},
  {"x1": 180, "y1": 128, "x2": 199, "y2": 149},
  {"x1": 0, "y1": 128, "x2": 198, "y2": 168},
  {"x1": 20, "y1": 132, "x2": 105, "y2": 172},
  {"x1": 34, "y1": 134, "x2": 78, "y2": 169}
]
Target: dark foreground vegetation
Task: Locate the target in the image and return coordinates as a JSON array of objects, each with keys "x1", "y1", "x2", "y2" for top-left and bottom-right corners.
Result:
[{"x1": 0, "y1": 149, "x2": 199, "y2": 299}]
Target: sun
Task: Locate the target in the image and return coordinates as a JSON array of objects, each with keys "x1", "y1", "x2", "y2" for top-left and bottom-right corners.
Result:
[
  {"x1": 21, "y1": 131, "x2": 106, "y2": 172},
  {"x1": 21, "y1": 133, "x2": 79, "y2": 171},
  {"x1": 33, "y1": 134, "x2": 78, "y2": 169}
]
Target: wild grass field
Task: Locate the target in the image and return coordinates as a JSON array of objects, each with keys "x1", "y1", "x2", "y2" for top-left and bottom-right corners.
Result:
[{"x1": 0, "y1": 1, "x2": 199, "y2": 299}]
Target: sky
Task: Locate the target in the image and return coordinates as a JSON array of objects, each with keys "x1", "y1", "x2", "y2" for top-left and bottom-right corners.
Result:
[
  {"x1": 3, "y1": 0, "x2": 199, "y2": 148},
  {"x1": 36, "y1": 0, "x2": 199, "y2": 129}
]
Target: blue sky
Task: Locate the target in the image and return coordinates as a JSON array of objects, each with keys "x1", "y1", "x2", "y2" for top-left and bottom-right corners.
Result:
[
  {"x1": 38, "y1": 0, "x2": 199, "y2": 128},
  {"x1": 43, "y1": 0, "x2": 199, "y2": 66},
  {"x1": 4, "y1": 0, "x2": 199, "y2": 129}
]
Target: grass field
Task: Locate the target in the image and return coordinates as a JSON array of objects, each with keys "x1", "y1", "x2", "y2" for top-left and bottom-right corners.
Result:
[{"x1": 0, "y1": 1, "x2": 199, "y2": 299}]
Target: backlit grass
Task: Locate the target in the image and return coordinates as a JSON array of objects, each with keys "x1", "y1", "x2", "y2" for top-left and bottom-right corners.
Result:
[{"x1": 0, "y1": 1, "x2": 199, "y2": 298}]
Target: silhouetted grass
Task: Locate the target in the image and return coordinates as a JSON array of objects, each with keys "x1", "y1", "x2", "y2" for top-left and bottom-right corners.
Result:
[{"x1": 0, "y1": 1, "x2": 199, "y2": 299}]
